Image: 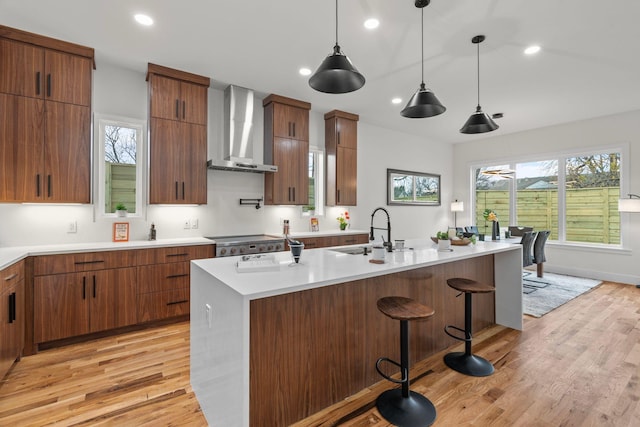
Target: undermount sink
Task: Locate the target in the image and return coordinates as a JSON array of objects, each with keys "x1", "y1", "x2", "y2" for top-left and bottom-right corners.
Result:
[{"x1": 329, "y1": 245, "x2": 372, "y2": 255}]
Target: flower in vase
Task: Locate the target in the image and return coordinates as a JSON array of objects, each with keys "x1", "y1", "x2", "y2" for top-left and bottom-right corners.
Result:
[
  {"x1": 482, "y1": 209, "x2": 498, "y2": 222},
  {"x1": 337, "y1": 211, "x2": 350, "y2": 229}
]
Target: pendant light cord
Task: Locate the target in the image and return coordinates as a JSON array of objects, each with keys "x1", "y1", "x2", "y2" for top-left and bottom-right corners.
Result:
[
  {"x1": 476, "y1": 41, "x2": 481, "y2": 108},
  {"x1": 335, "y1": 0, "x2": 339, "y2": 46},
  {"x1": 421, "y1": 7, "x2": 424, "y2": 85}
]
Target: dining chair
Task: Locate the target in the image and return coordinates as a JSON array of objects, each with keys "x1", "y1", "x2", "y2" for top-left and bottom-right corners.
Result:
[
  {"x1": 508, "y1": 226, "x2": 534, "y2": 237},
  {"x1": 464, "y1": 226, "x2": 479, "y2": 235},
  {"x1": 520, "y1": 231, "x2": 536, "y2": 268},
  {"x1": 532, "y1": 230, "x2": 551, "y2": 277}
]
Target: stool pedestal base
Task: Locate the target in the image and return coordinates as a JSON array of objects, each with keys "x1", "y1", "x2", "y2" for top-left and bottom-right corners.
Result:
[
  {"x1": 444, "y1": 352, "x2": 494, "y2": 377},
  {"x1": 376, "y1": 389, "x2": 436, "y2": 427}
]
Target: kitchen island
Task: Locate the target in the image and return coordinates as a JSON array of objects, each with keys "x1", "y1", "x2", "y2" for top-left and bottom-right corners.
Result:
[{"x1": 190, "y1": 239, "x2": 522, "y2": 427}]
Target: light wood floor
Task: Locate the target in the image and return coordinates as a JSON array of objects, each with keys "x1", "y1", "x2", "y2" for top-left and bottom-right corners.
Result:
[{"x1": 1, "y1": 281, "x2": 638, "y2": 426}]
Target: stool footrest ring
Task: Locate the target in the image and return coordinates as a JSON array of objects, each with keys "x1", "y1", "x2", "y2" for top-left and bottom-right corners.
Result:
[
  {"x1": 375, "y1": 357, "x2": 407, "y2": 384},
  {"x1": 444, "y1": 325, "x2": 472, "y2": 342}
]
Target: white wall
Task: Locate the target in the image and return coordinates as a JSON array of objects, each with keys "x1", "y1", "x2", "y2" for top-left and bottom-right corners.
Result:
[
  {"x1": 452, "y1": 110, "x2": 640, "y2": 285},
  {"x1": 0, "y1": 61, "x2": 453, "y2": 247}
]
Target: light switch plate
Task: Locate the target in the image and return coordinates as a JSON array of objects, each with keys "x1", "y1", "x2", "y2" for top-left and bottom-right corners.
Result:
[
  {"x1": 191, "y1": 218, "x2": 199, "y2": 229},
  {"x1": 183, "y1": 219, "x2": 191, "y2": 229},
  {"x1": 67, "y1": 221, "x2": 77, "y2": 233}
]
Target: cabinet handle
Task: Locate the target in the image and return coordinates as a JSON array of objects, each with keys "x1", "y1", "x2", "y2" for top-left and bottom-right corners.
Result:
[
  {"x1": 288, "y1": 122, "x2": 292, "y2": 137},
  {"x1": 183, "y1": 100, "x2": 186, "y2": 119},
  {"x1": 8, "y1": 292, "x2": 16, "y2": 323},
  {"x1": 182, "y1": 181, "x2": 185, "y2": 200},
  {"x1": 4, "y1": 273, "x2": 17, "y2": 281},
  {"x1": 175, "y1": 181, "x2": 179, "y2": 199},
  {"x1": 167, "y1": 300, "x2": 188, "y2": 306},
  {"x1": 292, "y1": 187, "x2": 295, "y2": 202},
  {"x1": 292, "y1": 122, "x2": 296, "y2": 137},
  {"x1": 74, "y1": 260, "x2": 105, "y2": 265},
  {"x1": 36, "y1": 174, "x2": 40, "y2": 197},
  {"x1": 47, "y1": 175, "x2": 51, "y2": 197},
  {"x1": 175, "y1": 99, "x2": 180, "y2": 119},
  {"x1": 166, "y1": 273, "x2": 189, "y2": 279},
  {"x1": 93, "y1": 275, "x2": 97, "y2": 298},
  {"x1": 82, "y1": 276, "x2": 86, "y2": 300},
  {"x1": 46, "y1": 74, "x2": 51, "y2": 97},
  {"x1": 36, "y1": 71, "x2": 41, "y2": 95},
  {"x1": 166, "y1": 253, "x2": 189, "y2": 258},
  {"x1": 337, "y1": 131, "x2": 341, "y2": 145},
  {"x1": 337, "y1": 189, "x2": 340, "y2": 203}
]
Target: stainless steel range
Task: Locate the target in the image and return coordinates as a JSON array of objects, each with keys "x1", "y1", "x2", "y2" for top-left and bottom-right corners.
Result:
[{"x1": 206, "y1": 234, "x2": 285, "y2": 257}]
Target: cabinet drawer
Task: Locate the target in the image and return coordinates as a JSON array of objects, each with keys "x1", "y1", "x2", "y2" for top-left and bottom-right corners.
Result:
[
  {"x1": 33, "y1": 250, "x2": 136, "y2": 276},
  {"x1": 135, "y1": 245, "x2": 213, "y2": 265},
  {"x1": 1, "y1": 260, "x2": 24, "y2": 287},
  {"x1": 137, "y1": 262, "x2": 190, "y2": 294},
  {"x1": 137, "y1": 289, "x2": 190, "y2": 322}
]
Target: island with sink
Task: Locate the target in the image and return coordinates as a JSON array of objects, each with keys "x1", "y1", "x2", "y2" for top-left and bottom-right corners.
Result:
[{"x1": 190, "y1": 238, "x2": 522, "y2": 427}]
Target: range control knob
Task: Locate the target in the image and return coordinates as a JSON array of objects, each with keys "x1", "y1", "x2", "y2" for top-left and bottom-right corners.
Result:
[
  {"x1": 220, "y1": 248, "x2": 227, "y2": 255},
  {"x1": 259, "y1": 246, "x2": 265, "y2": 252},
  {"x1": 230, "y1": 248, "x2": 237, "y2": 255},
  {"x1": 267, "y1": 245, "x2": 273, "y2": 251},
  {"x1": 239, "y1": 247, "x2": 246, "y2": 254},
  {"x1": 275, "y1": 244, "x2": 282, "y2": 251}
]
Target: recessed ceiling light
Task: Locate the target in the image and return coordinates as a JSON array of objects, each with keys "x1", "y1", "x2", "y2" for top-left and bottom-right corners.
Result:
[
  {"x1": 364, "y1": 18, "x2": 379, "y2": 29},
  {"x1": 391, "y1": 98, "x2": 402, "y2": 105},
  {"x1": 134, "y1": 14, "x2": 153, "y2": 26},
  {"x1": 299, "y1": 67, "x2": 312, "y2": 76},
  {"x1": 524, "y1": 45, "x2": 541, "y2": 55}
]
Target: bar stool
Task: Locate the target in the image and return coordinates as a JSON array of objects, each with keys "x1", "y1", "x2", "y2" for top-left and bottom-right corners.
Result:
[
  {"x1": 443, "y1": 278, "x2": 495, "y2": 377},
  {"x1": 375, "y1": 296, "x2": 437, "y2": 427}
]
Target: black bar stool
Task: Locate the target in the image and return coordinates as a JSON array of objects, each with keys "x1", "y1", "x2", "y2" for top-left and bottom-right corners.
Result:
[
  {"x1": 444, "y1": 277, "x2": 495, "y2": 376},
  {"x1": 375, "y1": 296, "x2": 436, "y2": 427}
]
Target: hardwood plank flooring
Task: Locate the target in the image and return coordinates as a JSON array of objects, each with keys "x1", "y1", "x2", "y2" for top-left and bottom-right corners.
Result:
[{"x1": 1, "y1": 281, "x2": 639, "y2": 426}]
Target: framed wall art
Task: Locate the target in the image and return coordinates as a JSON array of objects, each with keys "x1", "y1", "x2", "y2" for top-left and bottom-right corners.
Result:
[{"x1": 113, "y1": 222, "x2": 130, "y2": 242}]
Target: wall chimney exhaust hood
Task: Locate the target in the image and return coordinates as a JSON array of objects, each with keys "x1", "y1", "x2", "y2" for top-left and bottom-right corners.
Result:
[{"x1": 207, "y1": 85, "x2": 277, "y2": 173}]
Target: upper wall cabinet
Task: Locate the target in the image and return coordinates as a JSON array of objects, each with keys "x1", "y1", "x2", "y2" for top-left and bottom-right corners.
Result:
[
  {"x1": 263, "y1": 94, "x2": 311, "y2": 206},
  {"x1": 146, "y1": 64, "x2": 210, "y2": 204},
  {"x1": 0, "y1": 25, "x2": 94, "y2": 203},
  {"x1": 325, "y1": 110, "x2": 359, "y2": 206}
]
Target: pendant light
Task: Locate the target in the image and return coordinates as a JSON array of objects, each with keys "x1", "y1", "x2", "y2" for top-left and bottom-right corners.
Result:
[
  {"x1": 309, "y1": 0, "x2": 365, "y2": 94},
  {"x1": 460, "y1": 35, "x2": 499, "y2": 134},
  {"x1": 400, "y1": 0, "x2": 446, "y2": 118}
]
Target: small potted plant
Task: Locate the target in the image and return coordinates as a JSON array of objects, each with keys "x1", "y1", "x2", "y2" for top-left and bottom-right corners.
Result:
[
  {"x1": 336, "y1": 211, "x2": 350, "y2": 230},
  {"x1": 115, "y1": 203, "x2": 127, "y2": 217},
  {"x1": 436, "y1": 231, "x2": 451, "y2": 251}
]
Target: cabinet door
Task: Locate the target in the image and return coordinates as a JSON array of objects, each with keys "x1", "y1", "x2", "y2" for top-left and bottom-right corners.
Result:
[
  {"x1": 291, "y1": 139, "x2": 309, "y2": 205},
  {"x1": 269, "y1": 138, "x2": 295, "y2": 204},
  {"x1": 44, "y1": 50, "x2": 92, "y2": 106},
  {"x1": 89, "y1": 269, "x2": 136, "y2": 333},
  {"x1": 44, "y1": 102, "x2": 91, "y2": 203},
  {"x1": 149, "y1": 118, "x2": 183, "y2": 203},
  {"x1": 184, "y1": 123, "x2": 207, "y2": 204},
  {"x1": 150, "y1": 74, "x2": 181, "y2": 121},
  {"x1": 0, "y1": 39, "x2": 43, "y2": 99},
  {"x1": 336, "y1": 146, "x2": 357, "y2": 206},
  {"x1": 34, "y1": 272, "x2": 89, "y2": 342},
  {"x1": 272, "y1": 103, "x2": 309, "y2": 140},
  {"x1": 181, "y1": 81, "x2": 208, "y2": 125},
  {"x1": 5, "y1": 94, "x2": 45, "y2": 202},
  {"x1": 336, "y1": 117, "x2": 357, "y2": 149}
]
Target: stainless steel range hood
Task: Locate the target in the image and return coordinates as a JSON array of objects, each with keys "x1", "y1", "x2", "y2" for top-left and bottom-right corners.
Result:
[{"x1": 207, "y1": 85, "x2": 277, "y2": 173}]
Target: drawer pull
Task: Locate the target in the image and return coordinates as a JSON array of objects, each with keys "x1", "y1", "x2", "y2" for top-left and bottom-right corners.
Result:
[
  {"x1": 4, "y1": 273, "x2": 17, "y2": 281},
  {"x1": 8, "y1": 292, "x2": 16, "y2": 323},
  {"x1": 166, "y1": 273, "x2": 189, "y2": 279},
  {"x1": 74, "y1": 260, "x2": 105, "y2": 265},
  {"x1": 166, "y1": 253, "x2": 189, "y2": 258},
  {"x1": 167, "y1": 299, "x2": 188, "y2": 306}
]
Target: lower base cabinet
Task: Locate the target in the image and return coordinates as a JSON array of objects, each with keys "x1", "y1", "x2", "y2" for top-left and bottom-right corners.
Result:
[
  {"x1": 137, "y1": 261, "x2": 191, "y2": 322},
  {"x1": 296, "y1": 233, "x2": 369, "y2": 249},
  {"x1": 1, "y1": 261, "x2": 24, "y2": 379}
]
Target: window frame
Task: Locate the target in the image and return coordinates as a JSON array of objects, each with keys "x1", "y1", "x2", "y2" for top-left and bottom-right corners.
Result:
[
  {"x1": 470, "y1": 143, "x2": 629, "y2": 249},
  {"x1": 94, "y1": 113, "x2": 147, "y2": 219},
  {"x1": 301, "y1": 147, "x2": 325, "y2": 217}
]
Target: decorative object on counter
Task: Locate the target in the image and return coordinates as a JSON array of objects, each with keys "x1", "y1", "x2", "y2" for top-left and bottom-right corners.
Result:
[
  {"x1": 387, "y1": 169, "x2": 440, "y2": 206},
  {"x1": 431, "y1": 235, "x2": 473, "y2": 246},
  {"x1": 483, "y1": 209, "x2": 500, "y2": 241},
  {"x1": 115, "y1": 203, "x2": 127, "y2": 217},
  {"x1": 283, "y1": 219, "x2": 290, "y2": 236},
  {"x1": 239, "y1": 198, "x2": 263, "y2": 209},
  {"x1": 436, "y1": 231, "x2": 451, "y2": 251},
  {"x1": 337, "y1": 211, "x2": 350, "y2": 230},
  {"x1": 288, "y1": 240, "x2": 304, "y2": 265},
  {"x1": 149, "y1": 223, "x2": 156, "y2": 241},
  {"x1": 236, "y1": 254, "x2": 279, "y2": 273},
  {"x1": 113, "y1": 222, "x2": 129, "y2": 242},
  {"x1": 395, "y1": 240, "x2": 405, "y2": 250},
  {"x1": 451, "y1": 199, "x2": 464, "y2": 227},
  {"x1": 400, "y1": 0, "x2": 445, "y2": 119},
  {"x1": 372, "y1": 245, "x2": 386, "y2": 262},
  {"x1": 460, "y1": 35, "x2": 499, "y2": 134},
  {"x1": 309, "y1": 0, "x2": 365, "y2": 94},
  {"x1": 310, "y1": 217, "x2": 319, "y2": 232}
]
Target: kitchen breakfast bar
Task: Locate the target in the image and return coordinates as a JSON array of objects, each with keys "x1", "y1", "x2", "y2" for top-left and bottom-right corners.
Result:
[{"x1": 190, "y1": 239, "x2": 522, "y2": 427}]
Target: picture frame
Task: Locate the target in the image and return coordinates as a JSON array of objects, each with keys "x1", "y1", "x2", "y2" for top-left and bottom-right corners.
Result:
[
  {"x1": 387, "y1": 168, "x2": 441, "y2": 206},
  {"x1": 113, "y1": 222, "x2": 130, "y2": 242}
]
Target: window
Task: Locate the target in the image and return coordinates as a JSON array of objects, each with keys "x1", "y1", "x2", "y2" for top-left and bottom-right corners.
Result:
[
  {"x1": 302, "y1": 149, "x2": 324, "y2": 216},
  {"x1": 387, "y1": 169, "x2": 441, "y2": 206},
  {"x1": 95, "y1": 114, "x2": 146, "y2": 217},
  {"x1": 472, "y1": 147, "x2": 623, "y2": 246}
]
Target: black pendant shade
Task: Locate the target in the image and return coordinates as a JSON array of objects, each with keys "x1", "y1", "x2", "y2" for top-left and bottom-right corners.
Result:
[
  {"x1": 400, "y1": 83, "x2": 446, "y2": 118},
  {"x1": 400, "y1": 0, "x2": 445, "y2": 118},
  {"x1": 309, "y1": 0, "x2": 365, "y2": 94},
  {"x1": 309, "y1": 44, "x2": 365, "y2": 94},
  {"x1": 460, "y1": 35, "x2": 499, "y2": 134}
]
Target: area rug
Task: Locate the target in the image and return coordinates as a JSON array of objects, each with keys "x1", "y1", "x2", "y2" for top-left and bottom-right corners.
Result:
[{"x1": 522, "y1": 271, "x2": 602, "y2": 317}]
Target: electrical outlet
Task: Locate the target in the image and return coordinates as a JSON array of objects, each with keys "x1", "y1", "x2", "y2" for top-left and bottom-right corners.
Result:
[
  {"x1": 67, "y1": 221, "x2": 77, "y2": 233},
  {"x1": 183, "y1": 219, "x2": 191, "y2": 229},
  {"x1": 191, "y1": 218, "x2": 199, "y2": 229}
]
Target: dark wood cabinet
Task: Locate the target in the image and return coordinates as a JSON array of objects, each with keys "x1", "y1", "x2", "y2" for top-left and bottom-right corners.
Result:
[
  {"x1": 325, "y1": 110, "x2": 359, "y2": 206},
  {"x1": 1, "y1": 261, "x2": 24, "y2": 379},
  {"x1": 147, "y1": 63, "x2": 210, "y2": 205},
  {"x1": 263, "y1": 94, "x2": 311, "y2": 206},
  {"x1": 295, "y1": 233, "x2": 369, "y2": 249},
  {"x1": 0, "y1": 26, "x2": 93, "y2": 203}
]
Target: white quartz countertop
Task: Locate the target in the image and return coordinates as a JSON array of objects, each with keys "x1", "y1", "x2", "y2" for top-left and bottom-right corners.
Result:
[
  {"x1": 268, "y1": 229, "x2": 369, "y2": 238},
  {"x1": 192, "y1": 238, "x2": 520, "y2": 300},
  {"x1": 0, "y1": 237, "x2": 214, "y2": 270}
]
